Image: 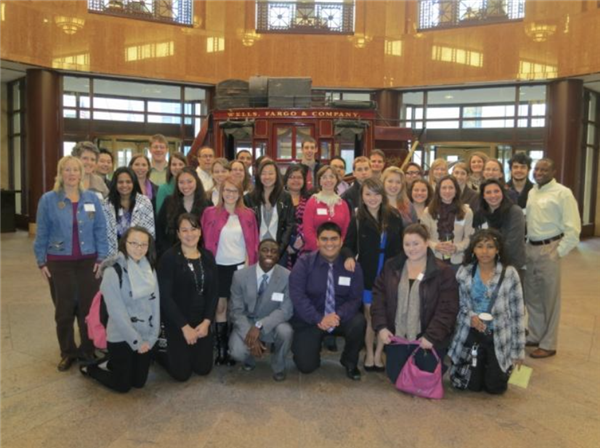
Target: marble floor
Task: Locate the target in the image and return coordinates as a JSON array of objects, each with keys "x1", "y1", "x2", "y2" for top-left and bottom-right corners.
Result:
[{"x1": 1, "y1": 232, "x2": 599, "y2": 448}]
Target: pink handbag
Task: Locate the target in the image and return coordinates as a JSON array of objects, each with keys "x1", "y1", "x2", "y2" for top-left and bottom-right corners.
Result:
[{"x1": 392, "y1": 337, "x2": 444, "y2": 400}]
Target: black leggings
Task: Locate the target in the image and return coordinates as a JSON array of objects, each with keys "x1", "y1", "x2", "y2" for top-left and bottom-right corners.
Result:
[
  {"x1": 466, "y1": 330, "x2": 510, "y2": 394},
  {"x1": 157, "y1": 326, "x2": 214, "y2": 382},
  {"x1": 87, "y1": 342, "x2": 152, "y2": 393}
]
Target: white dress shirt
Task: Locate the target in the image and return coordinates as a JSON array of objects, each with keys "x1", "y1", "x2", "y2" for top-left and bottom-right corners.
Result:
[
  {"x1": 196, "y1": 167, "x2": 214, "y2": 192},
  {"x1": 526, "y1": 179, "x2": 581, "y2": 258}
]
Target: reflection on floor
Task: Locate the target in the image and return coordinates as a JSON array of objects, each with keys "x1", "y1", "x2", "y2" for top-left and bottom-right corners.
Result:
[{"x1": 1, "y1": 232, "x2": 599, "y2": 448}]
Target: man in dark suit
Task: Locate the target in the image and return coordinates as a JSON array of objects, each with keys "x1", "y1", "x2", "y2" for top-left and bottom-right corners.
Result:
[
  {"x1": 289, "y1": 222, "x2": 366, "y2": 380},
  {"x1": 341, "y1": 156, "x2": 372, "y2": 213},
  {"x1": 229, "y1": 239, "x2": 293, "y2": 381}
]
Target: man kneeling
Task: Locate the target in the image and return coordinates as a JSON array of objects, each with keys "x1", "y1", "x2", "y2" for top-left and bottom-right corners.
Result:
[
  {"x1": 229, "y1": 239, "x2": 293, "y2": 381},
  {"x1": 289, "y1": 222, "x2": 366, "y2": 380}
]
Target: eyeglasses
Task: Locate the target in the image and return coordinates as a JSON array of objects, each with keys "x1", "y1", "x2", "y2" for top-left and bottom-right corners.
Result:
[{"x1": 127, "y1": 241, "x2": 149, "y2": 249}]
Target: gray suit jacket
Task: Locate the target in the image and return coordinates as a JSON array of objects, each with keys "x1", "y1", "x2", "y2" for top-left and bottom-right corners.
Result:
[{"x1": 229, "y1": 264, "x2": 293, "y2": 339}]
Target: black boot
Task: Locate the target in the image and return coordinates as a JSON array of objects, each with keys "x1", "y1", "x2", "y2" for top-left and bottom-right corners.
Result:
[{"x1": 215, "y1": 322, "x2": 236, "y2": 366}]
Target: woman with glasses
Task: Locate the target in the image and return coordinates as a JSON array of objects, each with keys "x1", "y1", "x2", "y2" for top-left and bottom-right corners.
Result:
[
  {"x1": 80, "y1": 227, "x2": 160, "y2": 393},
  {"x1": 201, "y1": 176, "x2": 259, "y2": 365}
]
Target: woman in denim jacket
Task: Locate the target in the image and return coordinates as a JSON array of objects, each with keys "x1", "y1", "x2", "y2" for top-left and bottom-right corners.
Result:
[{"x1": 33, "y1": 156, "x2": 108, "y2": 372}]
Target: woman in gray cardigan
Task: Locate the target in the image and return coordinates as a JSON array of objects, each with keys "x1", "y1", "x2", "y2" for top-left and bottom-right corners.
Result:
[{"x1": 80, "y1": 226, "x2": 160, "y2": 393}]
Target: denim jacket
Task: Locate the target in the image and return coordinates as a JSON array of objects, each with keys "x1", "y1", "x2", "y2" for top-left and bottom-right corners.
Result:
[{"x1": 33, "y1": 189, "x2": 108, "y2": 266}]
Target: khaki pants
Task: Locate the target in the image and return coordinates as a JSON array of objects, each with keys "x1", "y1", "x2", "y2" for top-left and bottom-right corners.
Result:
[{"x1": 524, "y1": 240, "x2": 561, "y2": 351}]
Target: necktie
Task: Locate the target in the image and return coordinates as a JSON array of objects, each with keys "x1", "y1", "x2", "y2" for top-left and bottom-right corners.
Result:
[
  {"x1": 324, "y1": 263, "x2": 335, "y2": 332},
  {"x1": 258, "y1": 273, "x2": 269, "y2": 298}
]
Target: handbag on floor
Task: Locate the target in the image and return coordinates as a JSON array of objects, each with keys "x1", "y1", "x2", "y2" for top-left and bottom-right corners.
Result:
[{"x1": 395, "y1": 345, "x2": 444, "y2": 400}]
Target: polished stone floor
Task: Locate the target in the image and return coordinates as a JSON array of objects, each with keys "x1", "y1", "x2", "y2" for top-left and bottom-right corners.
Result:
[{"x1": 1, "y1": 232, "x2": 599, "y2": 448}]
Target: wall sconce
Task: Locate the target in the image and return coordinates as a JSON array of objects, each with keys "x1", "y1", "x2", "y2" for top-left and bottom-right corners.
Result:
[
  {"x1": 348, "y1": 33, "x2": 372, "y2": 49},
  {"x1": 242, "y1": 30, "x2": 262, "y2": 47},
  {"x1": 54, "y1": 16, "x2": 85, "y2": 35},
  {"x1": 525, "y1": 22, "x2": 557, "y2": 42}
]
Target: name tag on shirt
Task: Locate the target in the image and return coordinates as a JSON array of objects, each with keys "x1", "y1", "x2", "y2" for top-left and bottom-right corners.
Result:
[
  {"x1": 481, "y1": 222, "x2": 489, "y2": 229},
  {"x1": 416, "y1": 273, "x2": 424, "y2": 281},
  {"x1": 317, "y1": 208, "x2": 328, "y2": 216},
  {"x1": 84, "y1": 203, "x2": 96, "y2": 212},
  {"x1": 338, "y1": 276, "x2": 351, "y2": 286},
  {"x1": 271, "y1": 292, "x2": 284, "y2": 302}
]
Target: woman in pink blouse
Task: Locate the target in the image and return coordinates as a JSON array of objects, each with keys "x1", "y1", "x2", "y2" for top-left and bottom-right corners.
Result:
[{"x1": 302, "y1": 165, "x2": 351, "y2": 252}]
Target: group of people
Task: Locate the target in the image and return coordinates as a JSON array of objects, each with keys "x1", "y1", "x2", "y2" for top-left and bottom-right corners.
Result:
[{"x1": 33, "y1": 134, "x2": 581, "y2": 396}]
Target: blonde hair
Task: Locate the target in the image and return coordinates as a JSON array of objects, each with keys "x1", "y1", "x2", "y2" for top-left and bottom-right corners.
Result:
[
  {"x1": 382, "y1": 166, "x2": 411, "y2": 220},
  {"x1": 53, "y1": 156, "x2": 85, "y2": 192},
  {"x1": 211, "y1": 158, "x2": 230, "y2": 173},
  {"x1": 217, "y1": 176, "x2": 245, "y2": 209},
  {"x1": 428, "y1": 158, "x2": 448, "y2": 188}
]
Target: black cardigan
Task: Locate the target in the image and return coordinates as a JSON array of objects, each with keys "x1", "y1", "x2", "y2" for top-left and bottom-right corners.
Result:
[
  {"x1": 157, "y1": 245, "x2": 218, "y2": 331},
  {"x1": 341, "y1": 210, "x2": 404, "y2": 291},
  {"x1": 243, "y1": 191, "x2": 295, "y2": 256}
]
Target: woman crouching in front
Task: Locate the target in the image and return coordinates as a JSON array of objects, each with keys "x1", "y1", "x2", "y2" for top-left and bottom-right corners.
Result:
[
  {"x1": 448, "y1": 229, "x2": 525, "y2": 394},
  {"x1": 156, "y1": 213, "x2": 218, "y2": 381},
  {"x1": 81, "y1": 226, "x2": 160, "y2": 393},
  {"x1": 371, "y1": 223, "x2": 459, "y2": 384}
]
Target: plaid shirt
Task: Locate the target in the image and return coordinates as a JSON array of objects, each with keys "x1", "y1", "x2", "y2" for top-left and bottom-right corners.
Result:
[{"x1": 448, "y1": 263, "x2": 525, "y2": 373}]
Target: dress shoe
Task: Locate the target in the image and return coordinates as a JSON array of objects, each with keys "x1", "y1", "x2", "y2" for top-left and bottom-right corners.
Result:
[
  {"x1": 272, "y1": 371, "x2": 286, "y2": 382},
  {"x1": 373, "y1": 365, "x2": 386, "y2": 373},
  {"x1": 525, "y1": 341, "x2": 539, "y2": 347},
  {"x1": 242, "y1": 362, "x2": 256, "y2": 372},
  {"x1": 364, "y1": 364, "x2": 377, "y2": 372},
  {"x1": 530, "y1": 348, "x2": 557, "y2": 359},
  {"x1": 345, "y1": 366, "x2": 361, "y2": 381},
  {"x1": 57, "y1": 356, "x2": 74, "y2": 372}
]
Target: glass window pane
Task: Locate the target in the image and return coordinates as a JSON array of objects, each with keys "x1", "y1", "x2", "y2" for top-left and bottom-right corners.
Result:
[
  {"x1": 93, "y1": 111, "x2": 144, "y2": 122},
  {"x1": 531, "y1": 118, "x2": 545, "y2": 127},
  {"x1": 589, "y1": 94, "x2": 597, "y2": 122},
  {"x1": 518, "y1": 104, "x2": 529, "y2": 116},
  {"x1": 148, "y1": 101, "x2": 181, "y2": 114},
  {"x1": 64, "y1": 76, "x2": 90, "y2": 93},
  {"x1": 63, "y1": 94, "x2": 76, "y2": 108},
  {"x1": 531, "y1": 104, "x2": 546, "y2": 116},
  {"x1": 195, "y1": 118, "x2": 202, "y2": 137},
  {"x1": 463, "y1": 119, "x2": 514, "y2": 128},
  {"x1": 276, "y1": 127, "x2": 293, "y2": 160},
  {"x1": 295, "y1": 127, "x2": 313, "y2": 160},
  {"x1": 519, "y1": 85, "x2": 546, "y2": 102},
  {"x1": 63, "y1": 141, "x2": 76, "y2": 157},
  {"x1": 518, "y1": 118, "x2": 528, "y2": 127},
  {"x1": 12, "y1": 83, "x2": 21, "y2": 110},
  {"x1": 415, "y1": 108, "x2": 424, "y2": 119},
  {"x1": 343, "y1": 92, "x2": 371, "y2": 101},
  {"x1": 13, "y1": 136, "x2": 22, "y2": 213},
  {"x1": 81, "y1": 110, "x2": 91, "y2": 120},
  {"x1": 148, "y1": 115, "x2": 182, "y2": 124},
  {"x1": 427, "y1": 107, "x2": 460, "y2": 119},
  {"x1": 402, "y1": 92, "x2": 424, "y2": 106},
  {"x1": 94, "y1": 79, "x2": 180, "y2": 100},
  {"x1": 587, "y1": 124, "x2": 596, "y2": 146},
  {"x1": 426, "y1": 121, "x2": 460, "y2": 129},
  {"x1": 63, "y1": 109, "x2": 77, "y2": 118},
  {"x1": 185, "y1": 87, "x2": 206, "y2": 101},
  {"x1": 80, "y1": 96, "x2": 91, "y2": 108},
  {"x1": 428, "y1": 87, "x2": 516, "y2": 105},
  {"x1": 582, "y1": 146, "x2": 595, "y2": 224},
  {"x1": 94, "y1": 97, "x2": 144, "y2": 112},
  {"x1": 320, "y1": 140, "x2": 332, "y2": 160},
  {"x1": 12, "y1": 113, "x2": 21, "y2": 133}
]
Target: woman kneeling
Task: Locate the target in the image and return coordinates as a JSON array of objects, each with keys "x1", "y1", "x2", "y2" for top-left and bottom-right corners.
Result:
[
  {"x1": 82, "y1": 227, "x2": 160, "y2": 393},
  {"x1": 448, "y1": 229, "x2": 525, "y2": 394}
]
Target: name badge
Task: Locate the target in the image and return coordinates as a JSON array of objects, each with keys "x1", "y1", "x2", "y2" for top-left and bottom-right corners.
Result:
[
  {"x1": 84, "y1": 203, "x2": 96, "y2": 212},
  {"x1": 338, "y1": 276, "x2": 351, "y2": 286},
  {"x1": 416, "y1": 273, "x2": 424, "y2": 281},
  {"x1": 271, "y1": 292, "x2": 284, "y2": 302},
  {"x1": 481, "y1": 222, "x2": 489, "y2": 229},
  {"x1": 317, "y1": 208, "x2": 328, "y2": 216}
]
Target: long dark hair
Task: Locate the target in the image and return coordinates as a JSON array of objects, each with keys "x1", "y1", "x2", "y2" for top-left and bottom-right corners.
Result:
[
  {"x1": 462, "y1": 228, "x2": 506, "y2": 267},
  {"x1": 166, "y1": 152, "x2": 188, "y2": 183},
  {"x1": 408, "y1": 179, "x2": 433, "y2": 206},
  {"x1": 166, "y1": 167, "x2": 209, "y2": 232},
  {"x1": 284, "y1": 164, "x2": 309, "y2": 199},
  {"x1": 118, "y1": 226, "x2": 157, "y2": 268},
  {"x1": 107, "y1": 167, "x2": 142, "y2": 217},
  {"x1": 426, "y1": 175, "x2": 466, "y2": 221},
  {"x1": 479, "y1": 179, "x2": 512, "y2": 215},
  {"x1": 248, "y1": 160, "x2": 283, "y2": 206},
  {"x1": 176, "y1": 213, "x2": 202, "y2": 248},
  {"x1": 357, "y1": 178, "x2": 393, "y2": 233}
]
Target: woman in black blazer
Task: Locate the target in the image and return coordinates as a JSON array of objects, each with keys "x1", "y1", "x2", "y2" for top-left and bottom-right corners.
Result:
[
  {"x1": 157, "y1": 213, "x2": 218, "y2": 381},
  {"x1": 342, "y1": 178, "x2": 404, "y2": 371},
  {"x1": 243, "y1": 160, "x2": 294, "y2": 259}
]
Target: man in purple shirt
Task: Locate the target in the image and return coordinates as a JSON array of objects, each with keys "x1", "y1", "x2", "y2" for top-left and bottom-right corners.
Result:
[{"x1": 289, "y1": 222, "x2": 366, "y2": 380}]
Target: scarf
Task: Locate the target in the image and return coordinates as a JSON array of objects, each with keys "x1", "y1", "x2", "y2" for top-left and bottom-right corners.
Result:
[
  {"x1": 126, "y1": 255, "x2": 155, "y2": 300},
  {"x1": 484, "y1": 207, "x2": 504, "y2": 230},
  {"x1": 436, "y1": 202, "x2": 458, "y2": 240},
  {"x1": 314, "y1": 192, "x2": 342, "y2": 216},
  {"x1": 394, "y1": 263, "x2": 422, "y2": 340}
]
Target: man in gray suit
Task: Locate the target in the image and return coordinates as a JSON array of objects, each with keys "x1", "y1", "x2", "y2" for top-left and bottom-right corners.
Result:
[{"x1": 229, "y1": 239, "x2": 293, "y2": 381}]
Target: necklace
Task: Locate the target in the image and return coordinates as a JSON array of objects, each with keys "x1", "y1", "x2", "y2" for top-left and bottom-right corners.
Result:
[{"x1": 186, "y1": 256, "x2": 204, "y2": 296}]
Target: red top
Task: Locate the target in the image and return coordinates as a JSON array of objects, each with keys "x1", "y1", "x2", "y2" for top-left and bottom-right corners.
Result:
[
  {"x1": 47, "y1": 202, "x2": 97, "y2": 262},
  {"x1": 302, "y1": 195, "x2": 351, "y2": 252}
]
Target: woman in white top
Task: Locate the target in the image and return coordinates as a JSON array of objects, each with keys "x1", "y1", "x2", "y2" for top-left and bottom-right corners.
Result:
[
  {"x1": 420, "y1": 175, "x2": 474, "y2": 270},
  {"x1": 201, "y1": 176, "x2": 259, "y2": 365}
]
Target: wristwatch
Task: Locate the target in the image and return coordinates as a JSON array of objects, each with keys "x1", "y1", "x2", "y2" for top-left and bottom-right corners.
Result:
[{"x1": 255, "y1": 321, "x2": 263, "y2": 330}]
